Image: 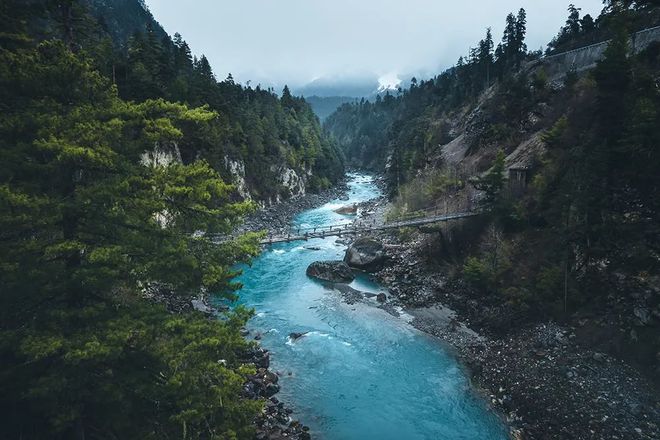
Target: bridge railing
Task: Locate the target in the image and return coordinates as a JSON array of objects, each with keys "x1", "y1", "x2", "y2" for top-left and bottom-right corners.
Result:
[
  {"x1": 386, "y1": 199, "x2": 475, "y2": 222},
  {"x1": 260, "y1": 210, "x2": 481, "y2": 243}
]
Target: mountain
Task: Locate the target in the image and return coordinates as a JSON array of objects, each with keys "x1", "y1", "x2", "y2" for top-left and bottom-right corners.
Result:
[
  {"x1": 71, "y1": 0, "x2": 345, "y2": 203},
  {"x1": 304, "y1": 95, "x2": 359, "y2": 121},
  {"x1": 325, "y1": 0, "x2": 660, "y2": 389},
  {"x1": 294, "y1": 74, "x2": 379, "y2": 98},
  {"x1": 294, "y1": 74, "x2": 407, "y2": 121},
  {"x1": 1, "y1": 1, "x2": 285, "y2": 439}
]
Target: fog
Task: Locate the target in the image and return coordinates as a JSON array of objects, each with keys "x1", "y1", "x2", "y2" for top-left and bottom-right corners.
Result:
[{"x1": 146, "y1": 0, "x2": 605, "y2": 94}]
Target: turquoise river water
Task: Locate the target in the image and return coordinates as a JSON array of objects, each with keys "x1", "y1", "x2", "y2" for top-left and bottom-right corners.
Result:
[{"x1": 230, "y1": 173, "x2": 508, "y2": 440}]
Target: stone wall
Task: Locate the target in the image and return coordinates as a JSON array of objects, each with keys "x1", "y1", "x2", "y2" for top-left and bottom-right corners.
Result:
[{"x1": 534, "y1": 25, "x2": 660, "y2": 79}]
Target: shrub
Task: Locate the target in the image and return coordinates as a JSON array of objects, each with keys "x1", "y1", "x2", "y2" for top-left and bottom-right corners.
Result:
[{"x1": 463, "y1": 256, "x2": 493, "y2": 289}]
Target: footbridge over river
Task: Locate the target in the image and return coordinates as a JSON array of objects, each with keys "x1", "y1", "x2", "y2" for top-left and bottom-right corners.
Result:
[{"x1": 260, "y1": 208, "x2": 480, "y2": 245}]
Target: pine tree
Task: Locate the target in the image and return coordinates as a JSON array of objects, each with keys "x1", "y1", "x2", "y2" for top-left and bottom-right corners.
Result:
[
  {"x1": 281, "y1": 85, "x2": 295, "y2": 109},
  {"x1": 0, "y1": 41, "x2": 262, "y2": 439},
  {"x1": 477, "y1": 28, "x2": 494, "y2": 86},
  {"x1": 515, "y1": 8, "x2": 528, "y2": 64},
  {"x1": 194, "y1": 54, "x2": 215, "y2": 80},
  {"x1": 566, "y1": 4, "x2": 582, "y2": 35},
  {"x1": 594, "y1": 26, "x2": 632, "y2": 139},
  {"x1": 473, "y1": 149, "x2": 507, "y2": 212}
]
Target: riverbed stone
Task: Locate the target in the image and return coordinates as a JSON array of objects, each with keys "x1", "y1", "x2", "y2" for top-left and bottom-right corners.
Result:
[
  {"x1": 334, "y1": 204, "x2": 358, "y2": 215},
  {"x1": 289, "y1": 332, "x2": 308, "y2": 341},
  {"x1": 306, "y1": 261, "x2": 355, "y2": 283},
  {"x1": 344, "y1": 237, "x2": 386, "y2": 271}
]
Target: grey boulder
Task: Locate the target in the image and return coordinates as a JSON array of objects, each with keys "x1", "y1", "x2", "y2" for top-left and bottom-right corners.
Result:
[
  {"x1": 306, "y1": 261, "x2": 355, "y2": 283},
  {"x1": 344, "y1": 238, "x2": 386, "y2": 271}
]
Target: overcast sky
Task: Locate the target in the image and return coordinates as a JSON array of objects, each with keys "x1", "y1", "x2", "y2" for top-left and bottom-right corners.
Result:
[{"x1": 145, "y1": 0, "x2": 605, "y2": 91}]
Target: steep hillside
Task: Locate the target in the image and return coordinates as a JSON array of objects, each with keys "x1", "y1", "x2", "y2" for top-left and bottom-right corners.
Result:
[
  {"x1": 304, "y1": 95, "x2": 359, "y2": 121},
  {"x1": 18, "y1": 0, "x2": 344, "y2": 204},
  {"x1": 0, "y1": 2, "x2": 344, "y2": 439},
  {"x1": 326, "y1": 1, "x2": 660, "y2": 381}
]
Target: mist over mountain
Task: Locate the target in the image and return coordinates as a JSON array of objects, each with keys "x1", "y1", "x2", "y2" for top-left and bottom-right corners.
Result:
[{"x1": 293, "y1": 75, "x2": 379, "y2": 99}]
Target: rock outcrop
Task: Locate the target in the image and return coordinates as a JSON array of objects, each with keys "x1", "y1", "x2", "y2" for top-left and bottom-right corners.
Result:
[
  {"x1": 140, "y1": 141, "x2": 182, "y2": 167},
  {"x1": 224, "y1": 156, "x2": 252, "y2": 200},
  {"x1": 272, "y1": 165, "x2": 306, "y2": 199}
]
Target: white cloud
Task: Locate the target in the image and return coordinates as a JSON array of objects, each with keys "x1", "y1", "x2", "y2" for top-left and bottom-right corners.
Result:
[{"x1": 146, "y1": 0, "x2": 605, "y2": 89}]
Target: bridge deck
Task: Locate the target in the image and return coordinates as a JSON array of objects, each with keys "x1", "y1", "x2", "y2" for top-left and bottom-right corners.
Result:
[{"x1": 260, "y1": 211, "x2": 479, "y2": 244}]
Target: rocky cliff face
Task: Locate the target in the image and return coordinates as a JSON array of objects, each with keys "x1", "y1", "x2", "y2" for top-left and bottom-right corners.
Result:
[
  {"x1": 223, "y1": 157, "x2": 251, "y2": 201},
  {"x1": 221, "y1": 158, "x2": 312, "y2": 204},
  {"x1": 141, "y1": 142, "x2": 182, "y2": 167},
  {"x1": 272, "y1": 165, "x2": 307, "y2": 199}
]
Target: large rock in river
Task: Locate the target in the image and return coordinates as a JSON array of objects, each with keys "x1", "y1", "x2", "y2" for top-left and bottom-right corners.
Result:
[
  {"x1": 344, "y1": 238, "x2": 386, "y2": 271},
  {"x1": 334, "y1": 204, "x2": 358, "y2": 215},
  {"x1": 306, "y1": 261, "x2": 355, "y2": 283}
]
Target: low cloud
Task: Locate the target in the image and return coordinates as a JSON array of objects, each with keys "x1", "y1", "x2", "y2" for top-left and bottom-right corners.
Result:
[{"x1": 147, "y1": 0, "x2": 604, "y2": 90}]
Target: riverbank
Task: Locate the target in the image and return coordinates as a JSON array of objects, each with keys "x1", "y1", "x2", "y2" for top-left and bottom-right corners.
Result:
[
  {"x1": 350, "y1": 200, "x2": 660, "y2": 440},
  {"x1": 238, "y1": 180, "x2": 350, "y2": 237}
]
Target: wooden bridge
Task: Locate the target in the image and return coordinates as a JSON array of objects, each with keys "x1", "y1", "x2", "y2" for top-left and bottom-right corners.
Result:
[{"x1": 260, "y1": 209, "x2": 479, "y2": 245}]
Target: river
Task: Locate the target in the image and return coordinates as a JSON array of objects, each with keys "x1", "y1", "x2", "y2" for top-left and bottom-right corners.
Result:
[{"x1": 232, "y1": 173, "x2": 507, "y2": 440}]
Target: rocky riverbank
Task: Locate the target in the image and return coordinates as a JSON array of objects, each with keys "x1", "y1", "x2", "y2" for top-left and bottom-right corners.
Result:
[
  {"x1": 347, "y1": 205, "x2": 660, "y2": 440},
  {"x1": 243, "y1": 346, "x2": 312, "y2": 440},
  {"x1": 238, "y1": 180, "x2": 349, "y2": 237}
]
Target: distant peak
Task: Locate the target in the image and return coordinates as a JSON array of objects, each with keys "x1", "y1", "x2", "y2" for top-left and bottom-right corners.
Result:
[{"x1": 377, "y1": 73, "x2": 401, "y2": 92}]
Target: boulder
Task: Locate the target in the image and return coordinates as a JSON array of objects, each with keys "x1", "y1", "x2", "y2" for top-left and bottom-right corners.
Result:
[
  {"x1": 344, "y1": 238, "x2": 386, "y2": 271},
  {"x1": 634, "y1": 307, "x2": 651, "y2": 325},
  {"x1": 334, "y1": 204, "x2": 358, "y2": 215},
  {"x1": 264, "y1": 382, "x2": 280, "y2": 397},
  {"x1": 306, "y1": 261, "x2": 355, "y2": 283},
  {"x1": 289, "y1": 332, "x2": 308, "y2": 341},
  {"x1": 376, "y1": 293, "x2": 387, "y2": 303}
]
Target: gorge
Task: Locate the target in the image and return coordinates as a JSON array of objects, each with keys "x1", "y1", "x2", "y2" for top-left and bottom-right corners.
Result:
[
  {"x1": 1, "y1": 1, "x2": 659, "y2": 440},
  {"x1": 231, "y1": 174, "x2": 508, "y2": 439}
]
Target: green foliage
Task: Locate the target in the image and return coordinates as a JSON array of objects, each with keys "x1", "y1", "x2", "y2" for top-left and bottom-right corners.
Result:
[
  {"x1": 13, "y1": 0, "x2": 344, "y2": 203},
  {"x1": 0, "y1": 37, "x2": 264, "y2": 439},
  {"x1": 463, "y1": 256, "x2": 494, "y2": 289},
  {"x1": 471, "y1": 150, "x2": 519, "y2": 228},
  {"x1": 532, "y1": 68, "x2": 548, "y2": 91},
  {"x1": 325, "y1": 9, "x2": 529, "y2": 188},
  {"x1": 1, "y1": 302, "x2": 261, "y2": 439},
  {"x1": 387, "y1": 169, "x2": 463, "y2": 220},
  {"x1": 109, "y1": 30, "x2": 345, "y2": 202},
  {"x1": 534, "y1": 266, "x2": 564, "y2": 301},
  {"x1": 463, "y1": 226, "x2": 512, "y2": 292},
  {"x1": 529, "y1": 29, "x2": 660, "y2": 303}
]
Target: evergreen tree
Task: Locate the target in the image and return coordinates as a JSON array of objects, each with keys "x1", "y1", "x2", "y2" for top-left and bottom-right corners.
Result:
[
  {"x1": 594, "y1": 26, "x2": 632, "y2": 139},
  {"x1": 477, "y1": 28, "x2": 495, "y2": 86},
  {"x1": 194, "y1": 54, "x2": 215, "y2": 80},
  {"x1": 566, "y1": 4, "x2": 582, "y2": 35},
  {"x1": 515, "y1": 8, "x2": 528, "y2": 58},
  {"x1": 0, "y1": 40, "x2": 262, "y2": 440},
  {"x1": 281, "y1": 85, "x2": 295, "y2": 109},
  {"x1": 473, "y1": 149, "x2": 507, "y2": 216}
]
